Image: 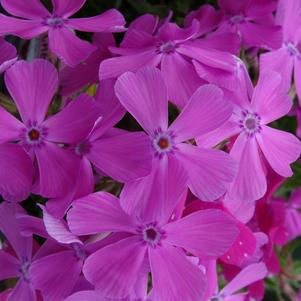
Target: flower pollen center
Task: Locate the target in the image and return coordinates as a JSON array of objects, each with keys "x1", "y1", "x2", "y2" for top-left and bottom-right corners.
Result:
[
  {"x1": 140, "y1": 223, "x2": 165, "y2": 248},
  {"x1": 239, "y1": 110, "x2": 262, "y2": 137},
  {"x1": 152, "y1": 129, "x2": 176, "y2": 158},
  {"x1": 146, "y1": 228, "x2": 158, "y2": 241},
  {"x1": 245, "y1": 117, "x2": 257, "y2": 130},
  {"x1": 28, "y1": 129, "x2": 40, "y2": 141},
  {"x1": 158, "y1": 137, "x2": 169, "y2": 149},
  {"x1": 159, "y1": 41, "x2": 176, "y2": 53},
  {"x1": 46, "y1": 17, "x2": 65, "y2": 27},
  {"x1": 19, "y1": 258, "x2": 31, "y2": 282},
  {"x1": 230, "y1": 14, "x2": 245, "y2": 24}
]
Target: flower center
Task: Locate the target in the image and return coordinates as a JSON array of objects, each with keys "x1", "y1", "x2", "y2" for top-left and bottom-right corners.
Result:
[
  {"x1": 152, "y1": 129, "x2": 176, "y2": 158},
  {"x1": 239, "y1": 111, "x2": 262, "y2": 137},
  {"x1": 28, "y1": 129, "x2": 40, "y2": 141},
  {"x1": 159, "y1": 41, "x2": 176, "y2": 53},
  {"x1": 74, "y1": 141, "x2": 91, "y2": 156},
  {"x1": 230, "y1": 14, "x2": 245, "y2": 24},
  {"x1": 21, "y1": 122, "x2": 47, "y2": 149},
  {"x1": 140, "y1": 223, "x2": 164, "y2": 248},
  {"x1": 285, "y1": 41, "x2": 300, "y2": 57},
  {"x1": 46, "y1": 16, "x2": 65, "y2": 27},
  {"x1": 19, "y1": 258, "x2": 31, "y2": 282}
]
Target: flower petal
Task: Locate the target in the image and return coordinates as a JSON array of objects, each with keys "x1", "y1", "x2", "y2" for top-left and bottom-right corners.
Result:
[
  {"x1": 294, "y1": 57, "x2": 301, "y2": 104},
  {"x1": 83, "y1": 236, "x2": 147, "y2": 299},
  {"x1": 30, "y1": 250, "x2": 82, "y2": 301},
  {"x1": 229, "y1": 134, "x2": 267, "y2": 201},
  {"x1": 161, "y1": 52, "x2": 205, "y2": 108},
  {"x1": 34, "y1": 142, "x2": 79, "y2": 198},
  {"x1": 220, "y1": 263, "x2": 267, "y2": 296},
  {"x1": 115, "y1": 66, "x2": 168, "y2": 134},
  {"x1": 0, "y1": 143, "x2": 33, "y2": 202},
  {"x1": 88, "y1": 131, "x2": 152, "y2": 182},
  {"x1": 44, "y1": 93, "x2": 100, "y2": 144},
  {"x1": 0, "y1": 250, "x2": 20, "y2": 281},
  {"x1": 1, "y1": 0, "x2": 50, "y2": 19},
  {"x1": 240, "y1": 22, "x2": 282, "y2": 50},
  {"x1": 67, "y1": 192, "x2": 136, "y2": 236},
  {"x1": 0, "y1": 107, "x2": 24, "y2": 143},
  {"x1": 99, "y1": 49, "x2": 160, "y2": 80},
  {"x1": 178, "y1": 144, "x2": 237, "y2": 201},
  {"x1": 7, "y1": 280, "x2": 36, "y2": 301},
  {"x1": 256, "y1": 126, "x2": 301, "y2": 177},
  {"x1": 65, "y1": 291, "x2": 106, "y2": 301},
  {"x1": 260, "y1": 48, "x2": 294, "y2": 93},
  {"x1": 251, "y1": 71, "x2": 292, "y2": 124},
  {"x1": 68, "y1": 9, "x2": 125, "y2": 32},
  {"x1": 5, "y1": 59, "x2": 58, "y2": 124},
  {"x1": 48, "y1": 27, "x2": 96, "y2": 67},
  {"x1": 0, "y1": 203, "x2": 32, "y2": 259},
  {"x1": 149, "y1": 244, "x2": 206, "y2": 301},
  {"x1": 169, "y1": 84, "x2": 232, "y2": 142},
  {"x1": 0, "y1": 14, "x2": 48, "y2": 39},
  {"x1": 0, "y1": 38, "x2": 17, "y2": 74},
  {"x1": 41, "y1": 206, "x2": 82, "y2": 245},
  {"x1": 120, "y1": 155, "x2": 188, "y2": 224},
  {"x1": 51, "y1": 0, "x2": 85, "y2": 18},
  {"x1": 163, "y1": 209, "x2": 238, "y2": 258}
]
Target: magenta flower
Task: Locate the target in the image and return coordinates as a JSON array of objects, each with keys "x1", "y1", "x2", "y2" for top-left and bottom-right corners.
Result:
[
  {"x1": 1, "y1": 59, "x2": 101, "y2": 198},
  {"x1": 209, "y1": 262, "x2": 267, "y2": 300},
  {"x1": 198, "y1": 67, "x2": 301, "y2": 201},
  {"x1": 46, "y1": 79, "x2": 152, "y2": 218},
  {"x1": 67, "y1": 191, "x2": 238, "y2": 301},
  {"x1": 100, "y1": 15, "x2": 238, "y2": 108},
  {"x1": 0, "y1": 0, "x2": 125, "y2": 66},
  {"x1": 59, "y1": 33, "x2": 115, "y2": 96},
  {"x1": 260, "y1": 0, "x2": 301, "y2": 103},
  {"x1": 114, "y1": 67, "x2": 236, "y2": 220},
  {"x1": 216, "y1": 0, "x2": 282, "y2": 49},
  {"x1": 0, "y1": 203, "x2": 37, "y2": 300}
]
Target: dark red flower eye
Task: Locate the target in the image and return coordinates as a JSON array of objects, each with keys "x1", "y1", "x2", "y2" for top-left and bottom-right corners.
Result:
[
  {"x1": 158, "y1": 137, "x2": 169, "y2": 150},
  {"x1": 28, "y1": 129, "x2": 40, "y2": 141}
]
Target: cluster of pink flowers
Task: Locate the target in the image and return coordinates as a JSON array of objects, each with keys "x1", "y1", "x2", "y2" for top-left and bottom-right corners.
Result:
[{"x1": 0, "y1": 0, "x2": 301, "y2": 300}]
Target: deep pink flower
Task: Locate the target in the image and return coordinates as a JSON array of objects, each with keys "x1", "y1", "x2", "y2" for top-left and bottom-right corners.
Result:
[
  {"x1": 184, "y1": 200, "x2": 257, "y2": 267},
  {"x1": 100, "y1": 14, "x2": 238, "y2": 108},
  {"x1": 59, "y1": 33, "x2": 115, "y2": 96},
  {"x1": 1, "y1": 59, "x2": 101, "y2": 198},
  {"x1": 114, "y1": 67, "x2": 236, "y2": 220},
  {"x1": 198, "y1": 65, "x2": 301, "y2": 201},
  {"x1": 0, "y1": 0, "x2": 125, "y2": 66},
  {"x1": 209, "y1": 262, "x2": 267, "y2": 300},
  {"x1": 67, "y1": 191, "x2": 239, "y2": 301},
  {"x1": 46, "y1": 79, "x2": 152, "y2": 218},
  {"x1": 217, "y1": 0, "x2": 282, "y2": 49},
  {"x1": 261, "y1": 0, "x2": 301, "y2": 102}
]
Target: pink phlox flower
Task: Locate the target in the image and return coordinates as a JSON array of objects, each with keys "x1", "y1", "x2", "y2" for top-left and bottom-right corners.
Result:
[
  {"x1": 216, "y1": 0, "x2": 282, "y2": 50},
  {"x1": 198, "y1": 62, "x2": 301, "y2": 201},
  {"x1": 100, "y1": 14, "x2": 238, "y2": 108},
  {"x1": 260, "y1": 0, "x2": 301, "y2": 105},
  {"x1": 0, "y1": 0, "x2": 125, "y2": 66},
  {"x1": 1, "y1": 59, "x2": 102, "y2": 199},
  {"x1": 114, "y1": 67, "x2": 237, "y2": 222},
  {"x1": 66, "y1": 190, "x2": 239, "y2": 301}
]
